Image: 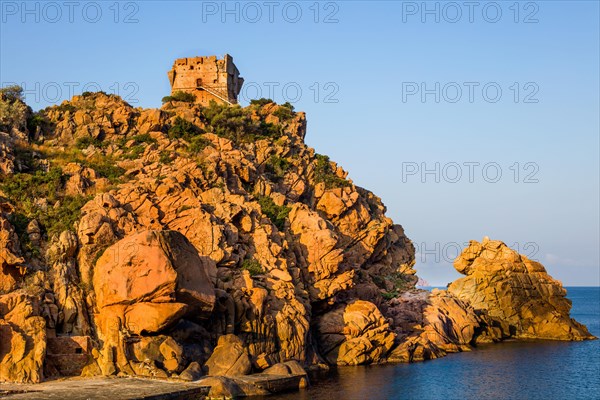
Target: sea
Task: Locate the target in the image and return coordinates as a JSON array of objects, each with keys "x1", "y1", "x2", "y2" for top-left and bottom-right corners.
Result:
[{"x1": 271, "y1": 287, "x2": 600, "y2": 400}]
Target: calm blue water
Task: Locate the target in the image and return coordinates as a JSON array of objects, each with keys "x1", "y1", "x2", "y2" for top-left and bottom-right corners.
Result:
[{"x1": 274, "y1": 287, "x2": 600, "y2": 400}]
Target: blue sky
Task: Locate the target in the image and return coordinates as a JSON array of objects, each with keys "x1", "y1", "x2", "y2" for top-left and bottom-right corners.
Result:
[{"x1": 1, "y1": 1, "x2": 598, "y2": 285}]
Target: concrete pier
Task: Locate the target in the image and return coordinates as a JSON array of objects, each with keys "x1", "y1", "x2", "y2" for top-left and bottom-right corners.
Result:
[
  {"x1": 0, "y1": 377, "x2": 209, "y2": 400},
  {"x1": 0, "y1": 373, "x2": 307, "y2": 399}
]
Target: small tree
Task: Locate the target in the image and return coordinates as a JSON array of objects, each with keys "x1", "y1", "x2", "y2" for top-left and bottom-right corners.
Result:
[
  {"x1": 0, "y1": 85, "x2": 24, "y2": 102},
  {"x1": 0, "y1": 85, "x2": 28, "y2": 132},
  {"x1": 168, "y1": 116, "x2": 198, "y2": 139},
  {"x1": 162, "y1": 91, "x2": 196, "y2": 104},
  {"x1": 250, "y1": 98, "x2": 274, "y2": 107}
]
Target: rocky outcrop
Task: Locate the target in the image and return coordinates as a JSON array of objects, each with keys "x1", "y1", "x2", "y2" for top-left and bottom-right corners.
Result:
[
  {"x1": 0, "y1": 202, "x2": 25, "y2": 293},
  {"x1": 204, "y1": 334, "x2": 251, "y2": 376},
  {"x1": 448, "y1": 238, "x2": 595, "y2": 341},
  {"x1": 91, "y1": 230, "x2": 216, "y2": 376},
  {"x1": 385, "y1": 289, "x2": 501, "y2": 363},
  {"x1": 0, "y1": 88, "x2": 31, "y2": 175},
  {"x1": 315, "y1": 300, "x2": 395, "y2": 365},
  {"x1": 0, "y1": 79, "x2": 594, "y2": 386},
  {"x1": 0, "y1": 133, "x2": 17, "y2": 176},
  {"x1": 0, "y1": 291, "x2": 46, "y2": 383},
  {"x1": 46, "y1": 231, "x2": 91, "y2": 336},
  {"x1": 39, "y1": 93, "x2": 413, "y2": 375},
  {"x1": 385, "y1": 238, "x2": 595, "y2": 363}
]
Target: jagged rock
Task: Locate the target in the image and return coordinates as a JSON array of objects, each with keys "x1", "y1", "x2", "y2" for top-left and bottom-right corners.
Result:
[
  {"x1": 448, "y1": 238, "x2": 595, "y2": 341},
  {"x1": 159, "y1": 337, "x2": 185, "y2": 373},
  {"x1": 288, "y1": 205, "x2": 350, "y2": 301},
  {"x1": 385, "y1": 289, "x2": 501, "y2": 363},
  {"x1": 179, "y1": 361, "x2": 203, "y2": 381},
  {"x1": 0, "y1": 134, "x2": 16, "y2": 176},
  {"x1": 124, "y1": 302, "x2": 189, "y2": 335},
  {"x1": 0, "y1": 67, "x2": 593, "y2": 387},
  {"x1": 387, "y1": 336, "x2": 445, "y2": 363},
  {"x1": 47, "y1": 231, "x2": 90, "y2": 336},
  {"x1": 93, "y1": 230, "x2": 215, "y2": 314},
  {"x1": 44, "y1": 93, "x2": 138, "y2": 143},
  {"x1": 0, "y1": 89, "x2": 31, "y2": 175},
  {"x1": 26, "y1": 220, "x2": 42, "y2": 246},
  {"x1": 204, "y1": 334, "x2": 252, "y2": 377},
  {"x1": 315, "y1": 300, "x2": 395, "y2": 365},
  {"x1": 0, "y1": 291, "x2": 46, "y2": 383},
  {"x1": 92, "y1": 230, "x2": 216, "y2": 376},
  {"x1": 0, "y1": 202, "x2": 25, "y2": 293}
]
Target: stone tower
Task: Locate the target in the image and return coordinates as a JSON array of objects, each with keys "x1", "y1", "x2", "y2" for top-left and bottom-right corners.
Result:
[{"x1": 167, "y1": 54, "x2": 244, "y2": 106}]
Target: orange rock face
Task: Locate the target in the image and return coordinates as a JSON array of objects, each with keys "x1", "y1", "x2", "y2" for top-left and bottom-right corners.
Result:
[
  {"x1": 1, "y1": 76, "x2": 594, "y2": 385},
  {"x1": 384, "y1": 239, "x2": 595, "y2": 364},
  {"x1": 0, "y1": 291, "x2": 46, "y2": 383},
  {"x1": 385, "y1": 289, "x2": 500, "y2": 363},
  {"x1": 448, "y1": 238, "x2": 595, "y2": 341},
  {"x1": 94, "y1": 230, "x2": 215, "y2": 314},
  {"x1": 92, "y1": 230, "x2": 216, "y2": 375},
  {"x1": 204, "y1": 334, "x2": 251, "y2": 376},
  {"x1": 0, "y1": 202, "x2": 24, "y2": 293},
  {"x1": 315, "y1": 300, "x2": 395, "y2": 365}
]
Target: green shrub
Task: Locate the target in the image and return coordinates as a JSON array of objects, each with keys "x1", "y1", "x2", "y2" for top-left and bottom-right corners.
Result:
[
  {"x1": 0, "y1": 166, "x2": 90, "y2": 238},
  {"x1": 26, "y1": 112, "x2": 46, "y2": 135},
  {"x1": 381, "y1": 291, "x2": 398, "y2": 300},
  {"x1": 256, "y1": 195, "x2": 290, "y2": 231},
  {"x1": 265, "y1": 155, "x2": 289, "y2": 181},
  {"x1": 117, "y1": 134, "x2": 157, "y2": 159},
  {"x1": 250, "y1": 98, "x2": 274, "y2": 107},
  {"x1": 168, "y1": 116, "x2": 199, "y2": 140},
  {"x1": 257, "y1": 121, "x2": 283, "y2": 139},
  {"x1": 12, "y1": 146, "x2": 37, "y2": 172},
  {"x1": 188, "y1": 135, "x2": 211, "y2": 153},
  {"x1": 81, "y1": 91, "x2": 107, "y2": 98},
  {"x1": 6, "y1": 212, "x2": 40, "y2": 259},
  {"x1": 159, "y1": 151, "x2": 173, "y2": 164},
  {"x1": 123, "y1": 144, "x2": 145, "y2": 160},
  {"x1": 86, "y1": 159, "x2": 125, "y2": 182},
  {"x1": 202, "y1": 101, "x2": 282, "y2": 143},
  {"x1": 55, "y1": 103, "x2": 76, "y2": 113},
  {"x1": 75, "y1": 136, "x2": 105, "y2": 149},
  {"x1": 162, "y1": 91, "x2": 196, "y2": 104},
  {"x1": 44, "y1": 195, "x2": 90, "y2": 237},
  {"x1": 373, "y1": 272, "x2": 413, "y2": 296},
  {"x1": 0, "y1": 85, "x2": 24, "y2": 102},
  {"x1": 0, "y1": 85, "x2": 27, "y2": 132},
  {"x1": 0, "y1": 166, "x2": 63, "y2": 201},
  {"x1": 273, "y1": 103, "x2": 295, "y2": 121},
  {"x1": 241, "y1": 259, "x2": 264, "y2": 276},
  {"x1": 130, "y1": 134, "x2": 157, "y2": 144},
  {"x1": 202, "y1": 102, "x2": 247, "y2": 141},
  {"x1": 314, "y1": 154, "x2": 350, "y2": 189}
]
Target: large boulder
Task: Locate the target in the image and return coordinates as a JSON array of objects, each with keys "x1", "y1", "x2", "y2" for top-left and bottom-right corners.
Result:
[
  {"x1": 386, "y1": 289, "x2": 501, "y2": 363},
  {"x1": 0, "y1": 291, "x2": 46, "y2": 383},
  {"x1": 94, "y1": 230, "x2": 216, "y2": 317},
  {"x1": 448, "y1": 237, "x2": 595, "y2": 341},
  {"x1": 0, "y1": 202, "x2": 25, "y2": 293},
  {"x1": 92, "y1": 230, "x2": 216, "y2": 376},
  {"x1": 204, "y1": 334, "x2": 251, "y2": 377},
  {"x1": 288, "y1": 205, "x2": 351, "y2": 301},
  {"x1": 315, "y1": 300, "x2": 395, "y2": 365}
]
